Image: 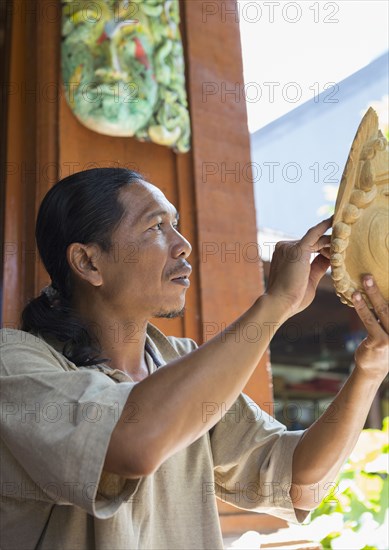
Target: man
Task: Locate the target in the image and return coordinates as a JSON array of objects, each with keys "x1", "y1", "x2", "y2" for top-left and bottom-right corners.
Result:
[{"x1": 1, "y1": 168, "x2": 388, "y2": 550}]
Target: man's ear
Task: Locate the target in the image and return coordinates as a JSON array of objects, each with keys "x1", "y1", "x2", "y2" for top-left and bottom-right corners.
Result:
[{"x1": 66, "y1": 243, "x2": 103, "y2": 287}]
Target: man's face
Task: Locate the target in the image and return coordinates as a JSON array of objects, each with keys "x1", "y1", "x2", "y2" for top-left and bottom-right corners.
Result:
[{"x1": 96, "y1": 180, "x2": 192, "y2": 320}]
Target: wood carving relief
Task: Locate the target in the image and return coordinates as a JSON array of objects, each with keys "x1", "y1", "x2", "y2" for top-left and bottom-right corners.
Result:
[{"x1": 331, "y1": 108, "x2": 389, "y2": 307}]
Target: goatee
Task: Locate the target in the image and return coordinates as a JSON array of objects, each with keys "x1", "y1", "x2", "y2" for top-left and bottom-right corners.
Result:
[{"x1": 153, "y1": 307, "x2": 185, "y2": 319}]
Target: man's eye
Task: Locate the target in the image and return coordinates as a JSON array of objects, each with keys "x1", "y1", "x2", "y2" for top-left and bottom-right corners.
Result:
[
  {"x1": 150, "y1": 221, "x2": 179, "y2": 232},
  {"x1": 150, "y1": 222, "x2": 163, "y2": 231}
]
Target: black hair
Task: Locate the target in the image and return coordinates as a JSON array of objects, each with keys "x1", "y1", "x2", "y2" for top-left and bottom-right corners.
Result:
[{"x1": 21, "y1": 167, "x2": 143, "y2": 366}]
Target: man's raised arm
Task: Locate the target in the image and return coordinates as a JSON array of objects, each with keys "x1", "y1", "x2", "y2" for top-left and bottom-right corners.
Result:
[
  {"x1": 290, "y1": 275, "x2": 388, "y2": 510},
  {"x1": 104, "y1": 218, "x2": 333, "y2": 478}
]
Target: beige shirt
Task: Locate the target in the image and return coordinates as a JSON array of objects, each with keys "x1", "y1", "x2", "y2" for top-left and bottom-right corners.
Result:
[{"x1": 0, "y1": 324, "x2": 307, "y2": 550}]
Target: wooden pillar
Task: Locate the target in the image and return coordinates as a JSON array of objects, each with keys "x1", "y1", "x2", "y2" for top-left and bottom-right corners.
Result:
[{"x1": 2, "y1": 0, "x2": 60, "y2": 327}]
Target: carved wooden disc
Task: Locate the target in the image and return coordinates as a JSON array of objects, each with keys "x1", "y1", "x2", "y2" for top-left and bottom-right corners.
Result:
[{"x1": 330, "y1": 107, "x2": 389, "y2": 308}]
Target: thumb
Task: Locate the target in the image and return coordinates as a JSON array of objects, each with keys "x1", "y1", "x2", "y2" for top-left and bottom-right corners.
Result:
[{"x1": 309, "y1": 254, "x2": 330, "y2": 290}]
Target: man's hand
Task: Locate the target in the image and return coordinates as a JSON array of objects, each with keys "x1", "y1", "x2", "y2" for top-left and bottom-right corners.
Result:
[
  {"x1": 352, "y1": 276, "x2": 389, "y2": 382},
  {"x1": 265, "y1": 217, "x2": 332, "y2": 320}
]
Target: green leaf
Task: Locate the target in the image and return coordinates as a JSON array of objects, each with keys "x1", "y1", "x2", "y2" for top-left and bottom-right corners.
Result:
[
  {"x1": 382, "y1": 417, "x2": 389, "y2": 433},
  {"x1": 372, "y1": 475, "x2": 389, "y2": 525},
  {"x1": 320, "y1": 531, "x2": 341, "y2": 549}
]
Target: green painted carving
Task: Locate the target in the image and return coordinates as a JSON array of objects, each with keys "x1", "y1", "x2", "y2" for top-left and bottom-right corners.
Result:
[{"x1": 61, "y1": 0, "x2": 191, "y2": 153}]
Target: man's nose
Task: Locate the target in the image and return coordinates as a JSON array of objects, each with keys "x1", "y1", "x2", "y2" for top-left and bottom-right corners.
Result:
[{"x1": 172, "y1": 232, "x2": 192, "y2": 258}]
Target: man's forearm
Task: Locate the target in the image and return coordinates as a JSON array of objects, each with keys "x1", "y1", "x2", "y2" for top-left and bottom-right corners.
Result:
[{"x1": 291, "y1": 367, "x2": 383, "y2": 510}]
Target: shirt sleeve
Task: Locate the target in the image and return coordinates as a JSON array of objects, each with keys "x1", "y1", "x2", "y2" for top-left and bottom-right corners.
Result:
[
  {"x1": 209, "y1": 392, "x2": 309, "y2": 524},
  {"x1": 0, "y1": 336, "x2": 141, "y2": 519}
]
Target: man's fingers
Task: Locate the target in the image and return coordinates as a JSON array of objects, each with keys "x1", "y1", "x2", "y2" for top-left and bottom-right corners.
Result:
[
  {"x1": 301, "y1": 216, "x2": 333, "y2": 247},
  {"x1": 309, "y1": 254, "x2": 330, "y2": 289},
  {"x1": 309, "y1": 235, "x2": 331, "y2": 253},
  {"x1": 319, "y1": 246, "x2": 331, "y2": 260},
  {"x1": 362, "y1": 276, "x2": 389, "y2": 333},
  {"x1": 352, "y1": 290, "x2": 386, "y2": 340}
]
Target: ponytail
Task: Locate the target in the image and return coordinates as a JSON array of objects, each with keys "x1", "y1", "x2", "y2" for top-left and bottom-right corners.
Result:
[{"x1": 21, "y1": 290, "x2": 103, "y2": 366}]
